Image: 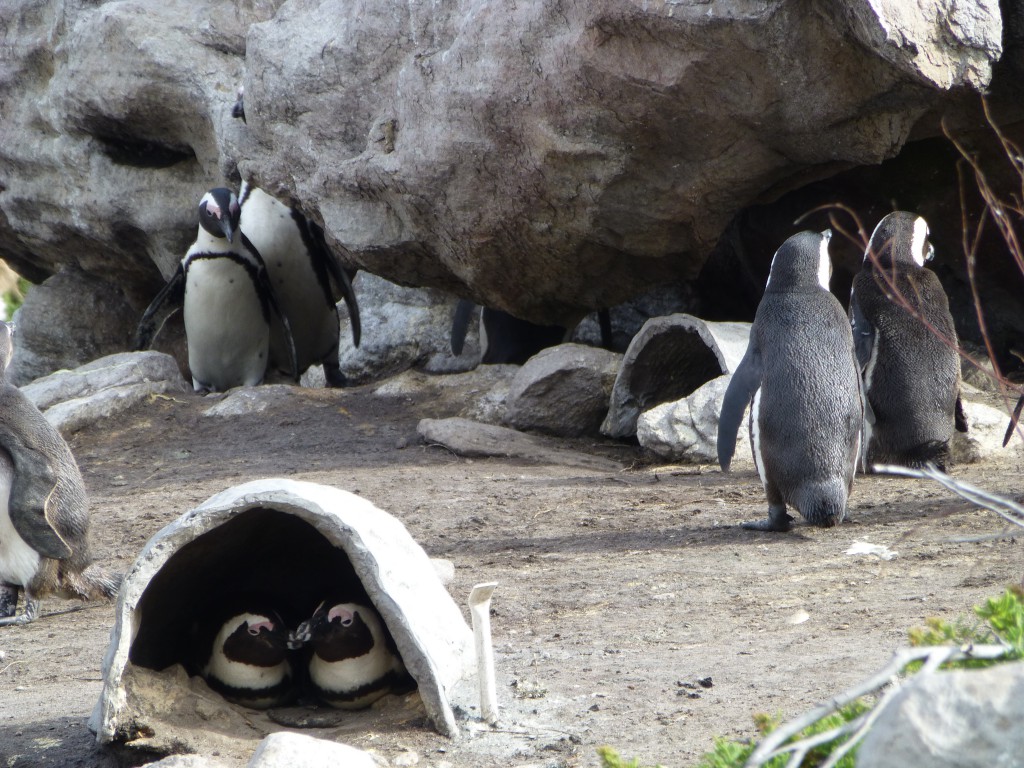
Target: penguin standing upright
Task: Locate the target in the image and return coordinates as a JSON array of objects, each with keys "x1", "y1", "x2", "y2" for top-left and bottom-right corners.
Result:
[
  {"x1": 199, "y1": 606, "x2": 294, "y2": 709},
  {"x1": 0, "y1": 321, "x2": 119, "y2": 625},
  {"x1": 289, "y1": 601, "x2": 412, "y2": 710},
  {"x1": 850, "y1": 211, "x2": 967, "y2": 470},
  {"x1": 238, "y1": 182, "x2": 361, "y2": 386},
  {"x1": 135, "y1": 188, "x2": 297, "y2": 393},
  {"x1": 718, "y1": 230, "x2": 863, "y2": 532}
]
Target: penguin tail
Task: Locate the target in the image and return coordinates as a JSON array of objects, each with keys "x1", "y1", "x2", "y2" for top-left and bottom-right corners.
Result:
[
  {"x1": 64, "y1": 563, "x2": 122, "y2": 603},
  {"x1": 795, "y1": 481, "x2": 848, "y2": 528}
]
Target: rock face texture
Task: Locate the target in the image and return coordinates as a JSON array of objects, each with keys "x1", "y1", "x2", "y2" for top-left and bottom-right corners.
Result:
[{"x1": 0, "y1": 0, "x2": 1017, "y2": 379}]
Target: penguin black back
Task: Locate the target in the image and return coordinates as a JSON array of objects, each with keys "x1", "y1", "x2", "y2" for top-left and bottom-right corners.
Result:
[
  {"x1": 850, "y1": 211, "x2": 964, "y2": 469},
  {"x1": 718, "y1": 231, "x2": 862, "y2": 532}
]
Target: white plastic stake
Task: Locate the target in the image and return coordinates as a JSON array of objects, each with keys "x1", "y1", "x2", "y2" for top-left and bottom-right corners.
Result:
[{"x1": 468, "y1": 581, "x2": 499, "y2": 724}]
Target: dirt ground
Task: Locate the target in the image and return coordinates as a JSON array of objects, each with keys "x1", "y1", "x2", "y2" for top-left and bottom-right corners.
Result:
[{"x1": 0, "y1": 373, "x2": 1022, "y2": 768}]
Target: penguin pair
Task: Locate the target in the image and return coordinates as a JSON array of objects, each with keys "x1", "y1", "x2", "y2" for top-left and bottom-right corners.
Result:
[
  {"x1": 850, "y1": 211, "x2": 967, "y2": 470},
  {"x1": 0, "y1": 321, "x2": 120, "y2": 624},
  {"x1": 718, "y1": 230, "x2": 863, "y2": 532},
  {"x1": 450, "y1": 301, "x2": 613, "y2": 364},
  {"x1": 199, "y1": 599, "x2": 410, "y2": 711},
  {"x1": 135, "y1": 186, "x2": 360, "y2": 392}
]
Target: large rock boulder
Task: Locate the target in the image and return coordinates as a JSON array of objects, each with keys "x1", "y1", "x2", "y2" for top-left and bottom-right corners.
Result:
[
  {"x1": 856, "y1": 662, "x2": 1024, "y2": 768},
  {"x1": 0, "y1": 0, "x2": 1014, "y2": 378}
]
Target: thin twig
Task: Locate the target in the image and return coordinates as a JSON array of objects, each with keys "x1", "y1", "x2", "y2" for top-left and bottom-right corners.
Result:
[{"x1": 874, "y1": 463, "x2": 1024, "y2": 530}]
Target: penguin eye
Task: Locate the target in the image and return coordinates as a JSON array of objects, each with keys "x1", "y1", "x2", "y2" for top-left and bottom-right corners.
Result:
[{"x1": 339, "y1": 616, "x2": 354, "y2": 627}]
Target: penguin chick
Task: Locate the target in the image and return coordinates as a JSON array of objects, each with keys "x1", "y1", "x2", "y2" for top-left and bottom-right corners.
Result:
[
  {"x1": 0, "y1": 321, "x2": 120, "y2": 626},
  {"x1": 718, "y1": 230, "x2": 863, "y2": 532},
  {"x1": 238, "y1": 182, "x2": 361, "y2": 386},
  {"x1": 134, "y1": 187, "x2": 298, "y2": 393},
  {"x1": 850, "y1": 211, "x2": 966, "y2": 470},
  {"x1": 201, "y1": 610, "x2": 293, "y2": 709},
  {"x1": 295, "y1": 601, "x2": 412, "y2": 710}
]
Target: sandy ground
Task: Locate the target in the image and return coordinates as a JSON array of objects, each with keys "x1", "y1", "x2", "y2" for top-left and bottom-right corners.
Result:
[{"x1": 0, "y1": 373, "x2": 1021, "y2": 768}]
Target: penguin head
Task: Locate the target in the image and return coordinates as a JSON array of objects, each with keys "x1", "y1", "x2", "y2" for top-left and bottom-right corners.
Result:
[
  {"x1": 216, "y1": 611, "x2": 290, "y2": 668},
  {"x1": 304, "y1": 602, "x2": 378, "y2": 662},
  {"x1": 765, "y1": 230, "x2": 833, "y2": 294},
  {"x1": 865, "y1": 211, "x2": 933, "y2": 268},
  {"x1": 198, "y1": 188, "x2": 241, "y2": 243},
  {"x1": 0, "y1": 321, "x2": 14, "y2": 375}
]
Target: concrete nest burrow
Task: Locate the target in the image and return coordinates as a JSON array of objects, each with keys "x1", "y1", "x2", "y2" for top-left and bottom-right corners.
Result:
[{"x1": 90, "y1": 479, "x2": 476, "y2": 757}]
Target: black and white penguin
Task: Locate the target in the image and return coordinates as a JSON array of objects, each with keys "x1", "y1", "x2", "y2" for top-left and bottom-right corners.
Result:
[
  {"x1": 0, "y1": 321, "x2": 119, "y2": 625},
  {"x1": 238, "y1": 182, "x2": 361, "y2": 386},
  {"x1": 850, "y1": 211, "x2": 967, "y2": 470},
  {"x1": 135, "y1": 188, "x2": 297, "y2": 393},
  {"x1": 200, "y1": 608, "x2": 294, "y2": 709},
  {"x1": 451, "y1": 301, "x2": 612, "y2": 364},
  {"x1": 289, "y1": 601, "x2": 412, "y2": 710},
  {"x1": 718, "y1": 230, "x2": 863, "y2": 532}
]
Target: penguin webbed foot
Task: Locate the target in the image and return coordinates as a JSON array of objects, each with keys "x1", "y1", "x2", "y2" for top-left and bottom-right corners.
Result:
[
  {"x1": 287, "y1": 621, "x2": 313, "y2": 650},
  {"x1": 323, "y1": 361, "x2": 348, "y2": 388},
  {"x1": 0, "y1": 594, "x2": 39, "y2": 627},
  {"x1": 0, "y1": 583, "x2": 19, "y2": 618},
  {"x1": 742, "y1": 506, "x2": 793, "y2": 532}
]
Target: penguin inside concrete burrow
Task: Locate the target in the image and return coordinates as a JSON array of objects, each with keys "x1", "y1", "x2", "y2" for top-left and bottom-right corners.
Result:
[
  {"x1": 288, "y1": 600, "x2": 414, "y2": 710},
  {"x1": 238, "y1": 181, "x2": 361, "y2": 386},
  {"x1": 450, "y1": 300, "x2": 613, "y2": 365},
  {"x1": 0, "y1": 321, "x2": 120, "y2": 625},
  {"x1": 198, "y1": 604, "x2": 294, "y2": 709},
  {"x1": 718, "y1": 230, "x2": 863, "y2": 532},
  {"x1": 134, "y1": 187, "x2": 298, "y2": 393},
  {"x1": 850, "y1": 211, "x2": 967, "y2": 470}
]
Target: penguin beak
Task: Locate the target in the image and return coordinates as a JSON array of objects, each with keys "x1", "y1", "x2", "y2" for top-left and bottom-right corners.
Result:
[{"x1": 219, "y1": 217, "x2": 236, "y2": 243}]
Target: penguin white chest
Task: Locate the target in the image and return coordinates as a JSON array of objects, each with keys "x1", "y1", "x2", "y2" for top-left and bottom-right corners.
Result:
[
  {"x1": 0, "y1": 467, "x2": 41, "y2": 587},
  {"x1": 183, "y1": 258, "x2": 269, "y2": 390}
]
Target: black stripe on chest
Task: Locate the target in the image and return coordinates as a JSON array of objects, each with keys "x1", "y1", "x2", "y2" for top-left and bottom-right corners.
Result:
[{"x1": 185, "y1": 250, "x2": 272, "y2": 323}]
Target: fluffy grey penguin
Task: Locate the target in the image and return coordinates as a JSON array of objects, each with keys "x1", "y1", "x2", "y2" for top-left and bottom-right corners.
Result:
[
  {"x1": 0, "y1": 322, "x2": 119, "y2": 625},
  {"x1": 238, "y1": 181, "x2": 361, "y2": 386},
  {"x1": 850, "y1": 211, "x2": 967, "y2": 470},
  {"x1": 288, "y1": 601, "x2": 412, "y2": 710},
  {"x1": 135, "y1": 188, "x2": 298, "y2": 393},
  {"x1": 718, "y1": 230, "x2": 863, "y2": 532},
  {"x1": 200, "y1": 607, "x2": 293, "y2": 709}
]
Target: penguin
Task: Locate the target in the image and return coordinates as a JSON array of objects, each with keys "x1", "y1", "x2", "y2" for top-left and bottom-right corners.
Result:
[
  {"x1": 289, "y1": 601, "x2": 413, "y2": 710},
  {"x1": 718, "y1": 230, "x2": 863, "y2": 532},
  {"x1": 849, "y1": 211, "x2": 967, "y2": 470},
  {"x1": 451, "y1": 301, "x2": 613, "y2": 364},
  {"x1": 0, "y1": 321, "x2": 120, "y2": 625},
  {"x1": 238, "y1": 181, "x2": 361, "y2": 386},
  {"x1": 135, "y1": 187, "x2": 298, "y2": 393},
  {"x1": 199, "y1": 607, "x2": 294, "y2": 709}
]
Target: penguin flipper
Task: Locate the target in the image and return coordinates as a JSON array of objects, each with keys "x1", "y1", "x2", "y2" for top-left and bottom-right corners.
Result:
[
  {"x1": 955, "y1": 393, "x2": 969, "y2": 434},
  {"x1": 450, "y1": 299, "x2": 478, "y2": 356},
  {"x1": 1001, "y1": 393, "x2": 1023, "y2": 446},
  {"x1": 0, "y1": 426, "x2": 74, "y2": 559},
  {"x1": 718, "y1": 344, "x2": 761, "y2": 472},
  {"x1": 134, "y1": 264, "x2": 186, "y2": 350},
  {"x1": 308, "y1": 222, "x2": 362, "y2": 349},
  {"x1": 848, "y1": 290, "x2": 875, "y2": 370}
]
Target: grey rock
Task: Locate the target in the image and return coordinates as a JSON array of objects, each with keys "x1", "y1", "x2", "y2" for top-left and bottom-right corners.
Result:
[
  {"x1": 950, "y1": 392, "x2": 1024, "y2": 463},
  {"x1": 505, "y1": 344, "x2": 621, "y2": 437},
  {"x1": 248, "y1": 732, "x2": 379, "y2": 768},
  {"x1": 418, "y1": 417, "x2": 622, "y2": 472},
  {"x1": 337, "y1": 273, "x2": 479, "y2": 384},
  {"x1": 602, "y1": 316, "x2": 750, "y2": 439},
  {"x1": 637, "y1": 375, "x2": 752, "y2": 465},
  {"x1": 9, "y1": 267, "x2": 138, "y2": 386},
  {"x1": 374, "y1": 366, "x2": 518, "y2": 425},
  {"x1": 20, "y1": 351, "x2": 188, "y2": 434},
  {"x1": 856, "y1": 662, "x2": 1024, "y2": 768},
  {"x1": 201, "y1": 384, "x2": 300, "y2": 417},
  {"x1": 0, "y1": 0, "x2": 1008, "y2": 377},
  {"x1": 22, "y1": 351, "x2": 185, "y2": 410},
  {"x1": 91, "y1": 479, "x2": 476, "y2": 747}
]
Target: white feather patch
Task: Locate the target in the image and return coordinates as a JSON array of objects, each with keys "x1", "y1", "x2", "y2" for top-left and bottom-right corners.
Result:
[
  {"x1": 0, "y1": 456, "x2": 40, "y2": 587},
  {"x1": 911, "y1": 216, "x2": 929, "y2": 266},
  {"x1": 817, "y1": 232, "x2": 832, "y2": 290},
  {"x1": 750, "y1": 388, "x2": 767, "y2": 490}
]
